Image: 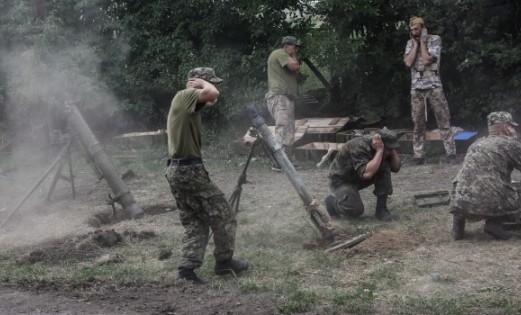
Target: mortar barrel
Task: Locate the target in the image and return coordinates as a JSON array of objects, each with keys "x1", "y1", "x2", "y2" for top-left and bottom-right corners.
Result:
[{"x1": 67, "y1": 105, "x2": 144, "y2": 218}]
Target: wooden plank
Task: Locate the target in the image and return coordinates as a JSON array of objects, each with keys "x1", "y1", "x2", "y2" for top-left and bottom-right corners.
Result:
[
  {"x1": 231, "y1": 125, "x2": 308, "y2": 155},
  {"x1": 413, "y1": 190, "x2": 450, "y2": 207},
  {"x1": 112, "y1": 130, "x2": 167, "y2": 148},
  {"x1": 329, "y1": 118, "x2": 341, "y2": 125},
  {"x1": 307, "y1": 127, "x2": 345, "y2": 133},
  {"x1": 296, "y1": 119, "x2": 308, "y2": 126},
  {"x1": 296, "y1": 117, "x2": 350, "y2": 128},
  {"x1": 295, "y1": 125, "x2": 308, "y2": 140}
]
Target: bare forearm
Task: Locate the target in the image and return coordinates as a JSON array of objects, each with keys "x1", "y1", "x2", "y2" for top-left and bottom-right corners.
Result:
[
  {"x1": 404, "y1": 44, "x2": 418, "y2": 68},
  {"x1": 286, "y1": 58, "x2": 301, "y2": 72},
  {"x1": 363, "y1": 150, "x2": 384, "y2": 180},
  {"x1": 420, "y1": 42, "x2": 435, "y2": 66},
  {"x1": 197, "y1": 81, "x2": 219, "y2": 104}
]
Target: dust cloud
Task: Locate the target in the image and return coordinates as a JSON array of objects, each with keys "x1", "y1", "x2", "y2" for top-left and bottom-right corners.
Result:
[{"x1": 0, "y1": 38, "x2": 129, "y2": 249}]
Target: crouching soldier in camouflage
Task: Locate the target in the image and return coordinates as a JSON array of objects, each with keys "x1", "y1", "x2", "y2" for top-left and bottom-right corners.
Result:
[
  {"x1": 166, "y1": 67, "x2": 248, "y2": 284},
  {"x1": 451, "y1": 111, "x2": 521, "y2": 240},
  {"x1": 325, "y1": 127, "x2": 402, "y2": 221}
]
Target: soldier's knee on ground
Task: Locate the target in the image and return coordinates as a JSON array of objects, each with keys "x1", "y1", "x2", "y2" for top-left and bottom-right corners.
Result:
[{"x1": 337, "y1": 195, "x2": 364, "y2": 218}]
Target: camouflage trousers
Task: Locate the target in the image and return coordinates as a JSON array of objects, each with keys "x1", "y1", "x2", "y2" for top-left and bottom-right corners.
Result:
[
  {"x1": 166, "y1": 163, "x2": 237, "y2": 269},
  {"x1": 411, "y1": 88, "x2": 456, "y2": 158},
  {"x1": 451, "y1": 181, "x2": 521, "y2": 220},
  {"x1": 265, "y1": 92, "x2": 295, "y2": 156},
  {"x1": 328, "y1": 160, "x2": 394, "y2": 217}
]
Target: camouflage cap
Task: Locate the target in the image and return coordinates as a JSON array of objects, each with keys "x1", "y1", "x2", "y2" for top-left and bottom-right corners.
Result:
[
  {"x1": 187, "y1": 67, "x2": 223, "y2": 83},
  {"x1": 281, "y1": 36, "x2": 301, "y2": 46},
  {"x1": 379, "y1": 127, "x2": 400, "y2": 149},
  {"x1": 487, "y1": 111, "x2": 519, "y2": 126}
]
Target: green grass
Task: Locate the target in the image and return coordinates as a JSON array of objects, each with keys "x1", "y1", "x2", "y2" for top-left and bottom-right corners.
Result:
[
  {"x1": 331, "y1": 282, "x2": 376, "y2": 314},
  {"x1": 277, "y1": 281, "x2": 318, "y2": 314},
  {"x1": 3, "y1": 143, "x2": 521, "y2": 314}
]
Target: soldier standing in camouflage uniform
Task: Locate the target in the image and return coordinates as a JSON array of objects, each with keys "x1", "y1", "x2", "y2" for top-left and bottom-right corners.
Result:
[
  {"x1": 166, "y1": 67, "x2": 248, "y2": 284},
  {"x1": 324, "y1": 127, "x2": 402, "y2": 221},
  {"x1": 450, "y1": 111, "x2": 521, "y2": 240},
  {"x1": 265, "y1": 36, "x2": 301, "y2": 170},
  {"x1": 404, "y1": 16, "x2": 456, "y2": 165}
]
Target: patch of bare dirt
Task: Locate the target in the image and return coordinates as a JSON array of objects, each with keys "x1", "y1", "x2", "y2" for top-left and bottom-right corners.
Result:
[
  {"x1": 3, "y1": 228, "x2": 278, "y2": 315},
  {"x1": 2, "y1": 148, "x2": 520, "y2": 314},
  {"x1": 0, "y1": 283, "x2": 277, "y2": 315},
  {"x1": 344, "y1": 228, "x2": 425, "y2": 257}
]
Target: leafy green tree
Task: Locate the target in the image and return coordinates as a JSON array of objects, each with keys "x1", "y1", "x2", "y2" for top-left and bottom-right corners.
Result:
[
  {"x1": 1, "y1": 0, "x2": 520, "y2": 137},
  {"x1": 312, "y1": 0, "x2": 521, "y2": 129}
]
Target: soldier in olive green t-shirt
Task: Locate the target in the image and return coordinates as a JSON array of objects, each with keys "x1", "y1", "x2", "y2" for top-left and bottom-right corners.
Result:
[
  {"x1": 165, "y1": 67, "x2": 248, "y2": 284},
  {"x1": 265, "y1": 36, "x2": 302, "y2": 170}
]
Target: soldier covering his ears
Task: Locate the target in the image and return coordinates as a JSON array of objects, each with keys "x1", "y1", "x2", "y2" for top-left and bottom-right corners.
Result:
[
  {"x1": 166, "y1": 67, "x2": 248, "y2": 284},
  {"x1": 325, "y1": 127, "x2": 402, "y2": 221},
  {"x1": 404, "y1": 16, "x2": 457, "y2": 165}
]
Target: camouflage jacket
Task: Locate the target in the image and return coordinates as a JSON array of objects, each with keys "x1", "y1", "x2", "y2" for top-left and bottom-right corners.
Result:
[
  {"x1": 404, "y1": 35, "x2": 443, "y2": 90},
  {"x1": 328, "y1": 135, "x2": 374, "y2": 188},
  {"x1": 450, "y1": 135, "x2": 521, "y2": 216}
]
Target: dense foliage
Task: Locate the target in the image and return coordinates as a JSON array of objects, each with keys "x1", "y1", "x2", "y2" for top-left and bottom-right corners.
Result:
[{"x1": 0, "y1": 0, "x2": 519, "y2": 136}]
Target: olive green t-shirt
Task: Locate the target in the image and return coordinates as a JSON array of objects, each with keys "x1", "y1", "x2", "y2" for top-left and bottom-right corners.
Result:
[
  {"x1": 267, "y1": 48, "x2": 298, "y2": 96},
  {"x1": 167, "y1": 88, "x2": 203, "y2": 158}
]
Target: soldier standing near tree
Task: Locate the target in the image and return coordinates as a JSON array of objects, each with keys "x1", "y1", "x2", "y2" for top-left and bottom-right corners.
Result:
[{"x1": 404, "y1": 16, "x2": 456, "y2": 165}]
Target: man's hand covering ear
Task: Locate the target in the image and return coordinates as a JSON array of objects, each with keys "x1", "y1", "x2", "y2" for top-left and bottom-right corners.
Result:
[{"x1": 420, "y1": 27, "x2": 428, "y2": 43}]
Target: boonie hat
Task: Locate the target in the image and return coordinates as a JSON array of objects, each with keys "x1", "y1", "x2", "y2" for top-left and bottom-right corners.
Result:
[
  {"x1": 187, "y1": 67, "x2": 223, "y2": 83},
  {"x1": 379, "y1": 127, "x2": 400, "y2": 149},
  {"x1": 281, "y1": 36, "x2": 301, "y2": 46},
  {"x1": 487, "y1": 111, "x2": 519, "y2": 126}
]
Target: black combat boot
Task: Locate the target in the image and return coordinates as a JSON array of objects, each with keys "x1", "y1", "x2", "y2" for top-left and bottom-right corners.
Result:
[
  {"x1": 412, "y1": 157, "x2": 425, "y2": 166},
  {"x1": 446, "y1": 154, "x2": 458, "y2": 165},
  {"x1": 215, "y1": 258, "x2": 249, "y2": 276},
  {"x1": 375, "y1": 195, "x2": 392, "y2": 221},
  {"x1": 484, "y1": 217, "x2": 511, "y2": 240},
  {"x1": 324, "y1": 195, "x2": 340, "y2": 218},
  {"x1": 452, "y1": 214, "x2": 466, "y2": 240},
  {"x1": 177, "y1": 267, "x2": 206, "y2": 284}
]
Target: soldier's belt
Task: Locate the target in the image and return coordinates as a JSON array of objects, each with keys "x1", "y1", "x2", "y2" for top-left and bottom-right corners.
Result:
[{"x1": 167, "y1": 158, "x2": 203, "y2": 166}]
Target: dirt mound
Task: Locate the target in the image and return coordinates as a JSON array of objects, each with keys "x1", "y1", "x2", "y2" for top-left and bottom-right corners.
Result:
[
  {"x1": 14, "y1": 229, "x2": 145, "y2": 265},
  {"x1": 87, "y1": 205, "x2": 174, "y2": 227},
  {"x1": 344, "y1": 228, "x2": 425, "y2": 256}
]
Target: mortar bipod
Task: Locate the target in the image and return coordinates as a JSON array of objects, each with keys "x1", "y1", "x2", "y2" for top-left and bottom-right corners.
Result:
[
  {"x1": 229, "y1": 136, "x2": 261, "y2": 213},
  {"x1": 46, "y1": 138, "x2": 76, "y2": 201}
]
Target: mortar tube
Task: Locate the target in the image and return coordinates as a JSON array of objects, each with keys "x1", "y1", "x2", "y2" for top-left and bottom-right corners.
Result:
[
  {"x1": 67, "y1": 105, "x2": 144, "y2": 218},
  {"x1": 247, "y1": 107, "x2": 336, "y2": 239}
]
